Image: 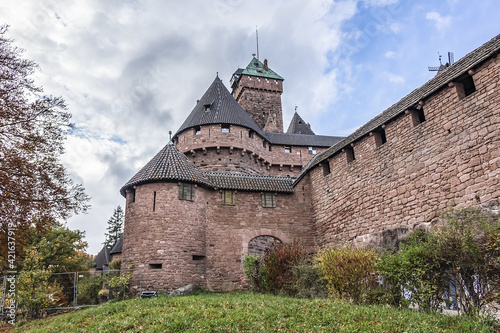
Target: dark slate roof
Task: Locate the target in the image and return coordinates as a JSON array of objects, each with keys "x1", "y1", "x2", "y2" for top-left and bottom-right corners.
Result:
[
  {"x1": 93, "y1": 246, "x2": 111, "y2": 270},
  {"x1": 120, "y1": 142, "x2": 211, "y2": 196},
  {"x1": 110, "y1": 235, "x2": 123, "y2": 255},
  {"x1": 294, "y1": 33, "x2": 500, "y2": 185},
  {"x1": 241, "y1": 57, "x2": 283, "y2": 80},
  {"x1": 175, "y1": 76, "x2": 264, "y2": 137},
  {"x1": 205, "y1": 172, "x2": 294, "y2": 193},
  {"x1": 265, "y1": 132, "x2": 344, "y2": 147},
  {"x1": 286, "y1": 112, "x2": 315, "y2": 135}
]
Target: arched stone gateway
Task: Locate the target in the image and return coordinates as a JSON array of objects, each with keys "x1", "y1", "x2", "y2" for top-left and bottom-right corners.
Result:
[
  {"x1": 248, "y1": 235, "x2": 282, "y2": 256},
  {"x1": 241, "y1": 229, "x2": 291, "y2": 259}
]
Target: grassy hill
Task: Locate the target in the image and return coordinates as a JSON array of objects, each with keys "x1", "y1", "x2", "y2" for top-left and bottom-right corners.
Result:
[{"x1": 9, "y1": 291, "x2": 498, "y2": 332}]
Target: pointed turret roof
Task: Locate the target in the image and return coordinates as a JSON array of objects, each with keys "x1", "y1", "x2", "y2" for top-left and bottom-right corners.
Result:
[
  {"x1": 242, "y1": 57, "x2": 283, "y2": 80},
  {"x1": 110, "y1": 235, "x2": 123, "y2": 255},
  {"x1": 286, "y1": 112, "x2": 315, "y2": 135},
  {"x1": 93, "y1": 246, "x2": 111, "y2": 270},
  {"x1": 175, "y1": 76, "x2": 264, "y2": 136},
  {"x1": 120, "y1": 142, "x2": 211, "y2": 196}
]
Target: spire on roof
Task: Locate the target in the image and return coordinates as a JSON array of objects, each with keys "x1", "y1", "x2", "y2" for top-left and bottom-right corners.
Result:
[{"x1": 286, "y1": 111, "x2": 315, "y2": 135}]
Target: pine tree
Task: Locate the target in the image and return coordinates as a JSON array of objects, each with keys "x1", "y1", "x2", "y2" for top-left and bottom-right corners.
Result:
[{"x1": 104, "y1": 206, "x2": 124, "y2": 250}]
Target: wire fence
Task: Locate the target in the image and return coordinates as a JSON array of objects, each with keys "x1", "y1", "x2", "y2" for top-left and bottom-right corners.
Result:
[{"x1": 1, "y1": 268, "x2": 142, "y2": 317}]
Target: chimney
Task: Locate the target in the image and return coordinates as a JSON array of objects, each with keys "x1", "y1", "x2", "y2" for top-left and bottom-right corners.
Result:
[{"x1": 264, "y1": 59, "x2": 268, "y2": 71}]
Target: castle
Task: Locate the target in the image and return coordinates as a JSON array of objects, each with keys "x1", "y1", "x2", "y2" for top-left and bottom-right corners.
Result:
[{"x1": 120, "y1": 34, "x2": 500, "y2": 292}]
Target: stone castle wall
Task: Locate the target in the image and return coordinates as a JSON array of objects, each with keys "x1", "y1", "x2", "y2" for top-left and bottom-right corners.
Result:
[
  {"x1": 122, "y1": 182, "x2": 208, "y2": 292},
  {"x1": 232, "y1": 75, "x2": 284, "y2": 132},
  {"x1": 122, "y1": 179, "x2": 315, "y2": 292},
  {"x1": 304, "y1": 56, "x2": 500, "y2": 249},
  {"x1": 175, "y1": 124, "x2": 328, "y2": 177}
]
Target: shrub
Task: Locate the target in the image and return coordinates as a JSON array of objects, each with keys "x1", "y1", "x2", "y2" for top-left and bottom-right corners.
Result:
[
  {"x1": 77, "y1": 274, "x2": 104, "y2": 305},
  {"x1": 16, "y1": 247, "x2": 59, "y2": 319},
  {"x1": 262, "y1": 242, "x2": 307, "y2": 294},
  {"x1": 291, "y1": 264, "x2": 328, "y2": 298},
  {"x1": 243, "y1": 255, "x2": 265, "y2": 291},
  {"x1": 377, "y1": 230, "x2": 443, "y2": 311},
  {"x1": 317, "y1": 244, "x2": 378, "y2": 304},
  {"x1": 436, "y1": 207, "x2": 500, "y2": 316}
]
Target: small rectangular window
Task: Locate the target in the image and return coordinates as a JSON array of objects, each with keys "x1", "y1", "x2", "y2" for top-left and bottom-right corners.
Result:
[
  {"x1": 192, "y1": 255, "x2": 206, "y2": 261},
  {"x1": 249, "y1": 130, "x2": 254, "y2": 138},
  {"x1": 129, "y1": 189, "x2": 136, "y2": 203},
  {"x1": 308, "y1": 146, "x2": 316, "y2": 155},
  {"x1": 373, "y1": 128, "x2": 387, "y2": 147},
  {"x1": 221, "y1": 190, "x2": 235, "y2": 205},
  {"x1": 323, "y1": 161, "x2": 331, "y2": 176},
  {"x1": 262, "y1": 192, "x2": 276, "y2": 208},
  {"x1": 410, "y1": 108, "x2": 426, "y2": 126},
  {"x1": 153, "y1": 191, "x2": 156, "y2": 212},
  {"x1": 345, "y1": 146, "x2": 355, "y2": 163},
  {"x1": 179, "y1": 183, "x2": 195, "y2": 201},
  {"x1": 284, "y1": 146, "x2": 291, "y2": 153},
  {"x1": 194, "y1": 126, "x2": 201, "y2": 135},
  {"x1": 221, "y1": 124, "x2": 230, "y2": 133},
  {"x1": 455, "y1": 73, "x2": 476, "y2": 99},
  {"x1": 149, "y1": 263, "x2": 162, "y2": 269}
]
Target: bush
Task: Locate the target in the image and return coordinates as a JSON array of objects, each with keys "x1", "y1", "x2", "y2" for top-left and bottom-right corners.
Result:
[
  {"x1": 291, "y1": 264, "x2": 328, "y2": 298},
  {"x1": 436, "y1": 207, "x2": 500, "y2": 316},
  {"x1": 243, "y1": 255, "x2": 265, "y2": 291},
  {"x1": 378, "y1": 207, "x2": 500, "y2": 315},
  {"x1": 262, "y1": 242, "x2": 307, "y2": 294},
  {"x1": 77, "y1": 274, "x2": 104, "y2": 305},
  {"x1": 317, "y1": 244, "x2": 378, "y2": 304},
  {"x1": 377, "y1": 230, "x2": 443, "y2": 311}
]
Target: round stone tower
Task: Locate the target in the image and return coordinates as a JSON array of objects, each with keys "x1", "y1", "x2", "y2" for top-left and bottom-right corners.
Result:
[{"x1": 120, "y1": 142, "x2": 212, "y2": 292}]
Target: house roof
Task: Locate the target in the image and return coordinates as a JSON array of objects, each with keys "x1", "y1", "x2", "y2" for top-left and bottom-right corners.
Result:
[
  {"x1": 294, "y1": 33, "x2": 500, "y2": 185},
  {"x1": 110, "y1": 235, "x2": 123, "y2": 255},
  {"x1": 265, "y1": 132, "x2": 344, "y2": 147},
  {"x1": 205, "y1": 172, "x2": 294, "y2": 193},
  {"x1": 241, "y1": 57, "x2": 283, "y2": 80},
  {"x1": 286, "y1": 112, "x2": 315, "y2": 135},
  {"x1": 120, "y1": 142, "x2": 212, "y2": 196},
  {"x1": 175, "y1": 76, "x2": 264, "y2": 137},
  {"x1": 93, "y1": 246, "x2": 111, "y2": 270}
]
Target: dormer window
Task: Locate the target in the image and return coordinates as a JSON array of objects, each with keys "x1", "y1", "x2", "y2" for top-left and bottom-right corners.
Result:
[
  {"x1": 221, "y1": 124, "x2": 230, "y2": 133},
  {"x1": 204, "y1": 103, "x2": 211, "y2": 112}
]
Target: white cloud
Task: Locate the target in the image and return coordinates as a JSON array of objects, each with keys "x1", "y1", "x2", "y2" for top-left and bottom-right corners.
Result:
[
  {"x1": 385, "y1": 72, "x2": 405, "y2": 84},
  {"x1": 385, "y1": 50, "x2": 397, "y2": 58},
  {"x1": 426, "y1": 11, "x2": 452, "y2": 32}
]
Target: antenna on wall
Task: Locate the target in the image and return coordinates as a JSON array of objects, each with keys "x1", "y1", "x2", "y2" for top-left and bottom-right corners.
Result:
[{"x1": 256, "y1": 26, "x2": 260, "y2": 60}]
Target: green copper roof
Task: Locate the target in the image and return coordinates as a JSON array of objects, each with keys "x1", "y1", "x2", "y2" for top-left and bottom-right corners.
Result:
[{"x1": 241, "y1": 57, "x2": 283, "y2": 80}]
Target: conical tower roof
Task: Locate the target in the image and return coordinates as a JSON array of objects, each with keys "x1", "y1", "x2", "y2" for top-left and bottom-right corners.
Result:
[
  {"x1": 120, "y1": 142, "x2": 211, "y2": 196},
  {"x1": 286, "y1": 112, "x2": 315, "y2": 135},
  {"x1": 175, "y1": 76, "x2": 264, "y2": 137}
]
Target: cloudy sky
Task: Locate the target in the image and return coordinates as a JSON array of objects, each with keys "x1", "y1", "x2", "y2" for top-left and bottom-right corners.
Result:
[{"x1": 1, "y1": 0, "x2": 499, "y2": 254}]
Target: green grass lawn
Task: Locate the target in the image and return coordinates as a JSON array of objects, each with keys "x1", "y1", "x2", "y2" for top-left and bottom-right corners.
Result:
[{"x1": 11, "y1": 291, "x2": 498, "y2": 332}]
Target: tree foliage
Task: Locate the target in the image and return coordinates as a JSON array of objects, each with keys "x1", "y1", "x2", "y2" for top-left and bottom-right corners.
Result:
[
  {"x1": 0, "y1": 25, "x2": 89, "y2": 271},
  {"x1": 27, "y1": 224, "x2": 91, "y2": 273},
  {"x1": 104, "y1": 205, "x2": 124, "y2": 250},
  {"x1": 16, "y1": 247, "x2": 59, "y2": 319}
]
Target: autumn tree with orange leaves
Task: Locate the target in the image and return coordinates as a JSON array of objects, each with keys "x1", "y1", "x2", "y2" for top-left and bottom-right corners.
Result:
[{"x1": 0, "y1": 25, "x2": 90, "y2": 272}]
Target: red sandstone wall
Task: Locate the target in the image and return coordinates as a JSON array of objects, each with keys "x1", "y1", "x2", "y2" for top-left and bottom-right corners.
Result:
[
  {"x1": 305, "y1": 56, "x2": 500, "y2": 248},
  {"x1": 122, "y1": 182, "x2": 208, "y2": 292},
  {"x1": 204, "y1": 186, "x2": 314, "y2": 291},
  {"x1": 176, "y1": 124, "x2": 329, "y2": 177},
  {"x1": 122, "y1": 180, "x2": 314, "y2": 292},
  {"x1": 232, "y1": 75, "x2": 284, "y2": 132}
]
